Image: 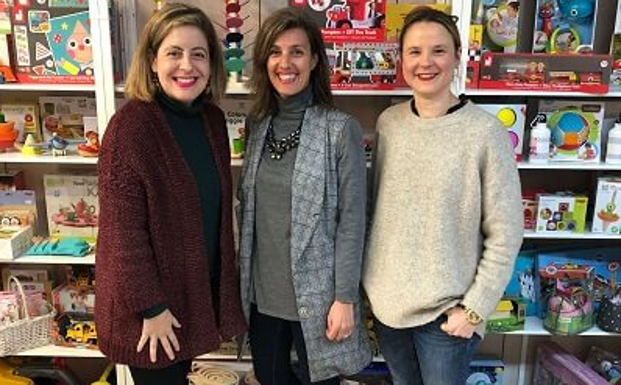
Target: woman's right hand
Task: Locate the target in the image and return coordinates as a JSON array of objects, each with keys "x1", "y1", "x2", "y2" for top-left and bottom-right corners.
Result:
[{"x1": 136, "y1": 309, "x2": 181, "y2": 363}]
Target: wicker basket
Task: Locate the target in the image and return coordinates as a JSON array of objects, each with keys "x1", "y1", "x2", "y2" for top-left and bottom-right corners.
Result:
[{"x1": 0, "y1": 276, "x2": 56, "y2": 356}]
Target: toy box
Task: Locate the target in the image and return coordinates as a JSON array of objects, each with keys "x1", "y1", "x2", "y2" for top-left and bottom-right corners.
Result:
[
  {"x1": 533, "y1": 342, "x2": 610, "y2": 385},
  {"x1": 504, "y1": 251, "x2": 538, "y2": 316},
  {"x1": 535, "y1": 193, "x2": 588, "y2": 234},
  {"x1": 0, "y1": 189, "x2": 37, "y2": 226},
  {"x1": 10, "y1": 0, "x2": 94, "y2": 84},
  {"x1": 610, "y1": 1, "x2": 621, "y2": 90},
  {"x1": 51, "y1": 283, "x2": 94, "y2": 316},
  {"x1": 476, "y1": 103, "x2": 525, "y2": 161},
  {"x1": 467, "y1": 25, "x2": 483, "y2": 89},
  {"x1": 533, "y1": 0, "x2": 598, "y2": 54},
  {"x1": 486, "y1": 297, "x2": 526, "y2": 332},
  {"x1": 0, "y1": 225, "x2": 32, "y2": 260},
  {"x1": 467, "y1": 357, "x2": 504, "y2": 385},
  {"x1": 39, "y1": 96, "x2": 96, "y2": 143},
  {"x1": 479, "y1": 52, "x2": 611, "y2": 93},
  {"x1": 220, "y1": 97, "x2": 250, "y2": 159},
  {"x1": 0, "y1": 104, "x2": 41, "y2": 142},
  {"x1": 44, "y1": 174, "x2": 98, "y2": 241},
  {"x1": 0, "y1": 170, "x2": 25, "y2": 191},
  {"x1": 592, "y1": 177, "x2": 621, "y2": 234},
  {"x1": 471, "y1": 0, "x2": 521, "y2": 54},
  {"x1": 327, "y1": 42, "x2": 405, "y2": 90},
  {"x1": 290, "y1": 0, "x2": 386, "y2": 43},
  {"x1": 538, "y1": 100, "x2": 603, "y2": 162}
]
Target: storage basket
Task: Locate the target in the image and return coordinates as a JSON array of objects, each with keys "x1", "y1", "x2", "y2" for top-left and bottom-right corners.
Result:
[
  {"x1": 0, "y1": 276, "x2": 56, "y2": 356},
  {"x1": 187, "y1": 361, "x2": 240, "y2": 385}
]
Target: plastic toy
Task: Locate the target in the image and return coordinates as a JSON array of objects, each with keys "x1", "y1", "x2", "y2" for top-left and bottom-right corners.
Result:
[
  {"x1": 0, "y1": 112, "x2": 18, "y2": 151},
  {"x1": 77, "y1": 131, "x2": 99, "y2": 157},
  {"x1": 533, "y1": 0, "x2": 596, "y2": 54},
  {"x1": 90, "y1": 363, "x2": 114, "y2": 385},
  {"x1": 0, "y1": 360, "x2": 33, "y2": 385},
  {"x1": 65, "y1": 322, "x2": 97, "y2": 344},
  {"x1": 26, "y1": 132, "x2": 85, "y2": 156}
]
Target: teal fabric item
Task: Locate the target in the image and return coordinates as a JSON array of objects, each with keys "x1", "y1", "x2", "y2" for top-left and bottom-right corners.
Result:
[{"x1": 26, "y1": 237, "x2": 91, "y2": 257}]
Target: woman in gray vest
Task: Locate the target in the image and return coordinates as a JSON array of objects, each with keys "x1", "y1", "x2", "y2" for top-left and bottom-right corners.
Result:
[{"x1": 237, "y1": 7, "x2": 371, "y2": 385}]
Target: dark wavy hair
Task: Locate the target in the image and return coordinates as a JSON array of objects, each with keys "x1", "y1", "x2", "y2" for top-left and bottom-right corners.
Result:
[{"x1": 249, "y1": 7, "x2": 333, "y2": 121}]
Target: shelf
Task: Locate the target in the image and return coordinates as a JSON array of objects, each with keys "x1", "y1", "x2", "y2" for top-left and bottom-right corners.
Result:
[
  {"x1": 466, "y1": 89, "x2": 621, "y2": 98},
  {"x1": 0, "y1": 254, "x2": 96, "y2": 265},
  {"x1": 503, "y1": 316, "x2": 617, "y2": 336},
  {"x1": 0, "y1": 152, "x2": 97, "y2": 164},
  {"x1": 15, "y1": 345, "x2": 104, "y2": 358},
  {"x1": 524, "y1": 230, "x2": 620, "y2": 240},
  {"x1": 517, "y1": 161, "x2": 621, "y2": 170},
  {"x1": 0, "y1": 83, "x2": 96, "y2": 92}
]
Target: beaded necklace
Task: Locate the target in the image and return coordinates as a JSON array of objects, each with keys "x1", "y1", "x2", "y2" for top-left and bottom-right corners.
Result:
[{"x1": 265, "y1": 118, "x2": 303, "y2": 160}]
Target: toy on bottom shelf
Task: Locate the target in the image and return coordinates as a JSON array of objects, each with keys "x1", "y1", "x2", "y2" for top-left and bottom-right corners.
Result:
[
  {"x1": 538, "y1": 100, "x2": 603, "y2": 162},
  {"x1": 585, "y1": 346, "x2": 621, "y2": 384},
  {"x1": 467, "y1": 357, "x2": 504, "y2": 385},
  {"x1": 539, "y1": 261, "x2": 595, "y2": 335},
  {"x1": 533, "y1": 0, "x2": 597, "y2": 54},
  {"x1": 534, "y1": 342, "x2": 610, "y2": 385}
]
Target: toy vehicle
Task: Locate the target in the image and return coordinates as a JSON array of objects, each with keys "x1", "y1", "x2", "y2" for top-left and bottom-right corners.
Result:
[{"x1": 65, "y1": 322, "x2": 97, "y2": 344}]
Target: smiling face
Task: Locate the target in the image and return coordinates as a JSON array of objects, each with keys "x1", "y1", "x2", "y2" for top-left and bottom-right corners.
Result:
[
  {"x1": 267, "y1": 28, "x2": 317, "y2": 99},
  {"x1": 401, "y1": 21, "x2": 460, "y2": 100},
  {"x1": 151, "y1": 25, "x2": 210, "y2": 105}
]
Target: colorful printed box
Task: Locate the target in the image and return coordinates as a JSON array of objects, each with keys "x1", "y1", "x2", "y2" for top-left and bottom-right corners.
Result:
[
  {"x1": 535, "y1": 193, "x2": 588, "y2": 234},
  {"x1": 39, "y1": 96, "x2": 96, "y2": 142},
  {"x1": 0, "y1": 104, "x2": 42, "y2": 142},
  {"x1": 592, "y1": 177, "x2": 621, "y2": 234},
  {"x1": 476, "y1": 103, "x2": 525, "y2": 161},
  {"x1": 44, "y1": 174, "x2": 98, "y2": 241},
  {"x1": 11, "y1": 0, "x2": 93, "y2": 84}
]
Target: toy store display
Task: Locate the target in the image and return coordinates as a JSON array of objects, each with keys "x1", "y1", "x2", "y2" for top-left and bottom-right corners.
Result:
[
  {"x1": 533, "y1": 342, "x2": 610, "y2": 385},
  {"x1": 532, "y1": 0, "x2": 598, "y2": 54},
  {"x1": 538, "y1": 100, "x2": 603, "y2": 162},
  {"x1": 585, "y1": 346, "x2": 621, "y2": 383},
  {"x1": 592, "y1": 177, "x2": 621, "y2": 234},
  {"x1": 0, "y1": 104, "x2": 42, "y2": 143},
  {"x1": 504, "y1": 251, "x2": 538, "y2": 316},
  {"x1": 10, "y1": 0, "x2": 94, "y2": 84},
  {"x1": 478, "y1": 52, "x2": 611, "y2": 92},
  {"x1": 475, "y1": 103, "x2": 525, "y2": 161},
  {"x1": 485, "y1": 297, "x2": 526, "y2": 332},
  {"x1": 43, "y1": 175, "x2": 98, "y2": 242},
  {"x1": 471, "y1": 0, "x2": 521, "y2": 54},
  {"x1": 535, "y1": 193, "x2": 588, "y2": 234}
]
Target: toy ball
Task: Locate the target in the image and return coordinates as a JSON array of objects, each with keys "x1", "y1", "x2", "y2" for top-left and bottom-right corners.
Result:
[
  {"x1": 550, "y1": 111, "x2": 589, "y2": 150},
  {"x1": 497, "y1": 108, "x2": 517, "y2": 127}
]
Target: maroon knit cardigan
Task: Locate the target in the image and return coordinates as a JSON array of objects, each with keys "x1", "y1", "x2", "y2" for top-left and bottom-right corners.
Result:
[{"x1": 95, "y1": 99, "x2": 246, "y2": 368}]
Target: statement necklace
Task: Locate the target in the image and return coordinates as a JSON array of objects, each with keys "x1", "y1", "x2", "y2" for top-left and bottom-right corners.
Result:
[{"x1": 265, "y1": 119, "x2": 303, "y2": 160}]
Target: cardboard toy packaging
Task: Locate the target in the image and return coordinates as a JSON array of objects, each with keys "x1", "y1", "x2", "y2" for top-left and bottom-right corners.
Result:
[
  {"x1": 592, "y1": 177, "x2": 621, "y2": 234},
  {"x1": 11, "y1": 0, "x2": 94, "y2": 84},
  {"x1": 44, "y1": 174, "x2": 98, "y2": 242},
  {"x1": 475, "y1": 103, "x2": 526, "y2": 161},
  {"x1": 0, "y1": 104, "x2": 42, "y2": 142},
  {"x1": 535, "y1": 193, "x2": 588, "y2": 234}
]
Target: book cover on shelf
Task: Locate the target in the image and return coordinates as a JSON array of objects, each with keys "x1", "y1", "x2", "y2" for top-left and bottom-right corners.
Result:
[
  {"x1": 10, "y1": 0, "x2": 95, "y2": 84},
  {"x1": 44, "y1": 175, "x2": 98, "y2": 242}
]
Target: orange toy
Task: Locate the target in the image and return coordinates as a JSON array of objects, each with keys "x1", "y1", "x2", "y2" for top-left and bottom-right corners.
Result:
[
  {"x1": 0, "y1": 113, "x2": 18, "y2": 151},
  {"x1": 77, "y1": 131, "x2": 99, "y2": 157}
]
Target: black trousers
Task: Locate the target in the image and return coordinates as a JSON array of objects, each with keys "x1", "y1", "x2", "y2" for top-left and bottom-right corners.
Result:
[
  {"x1": 129, "y1": 360, "x2": 191, "y2": 385},
  {"x1": 249, "y1": 305, "x2": 340, "y2": 385}
]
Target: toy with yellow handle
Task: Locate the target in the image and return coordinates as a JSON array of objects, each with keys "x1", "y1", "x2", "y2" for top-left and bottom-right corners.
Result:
[
  {"x1": 0, "y1": 360, "x2": 33, "y2": 385},
  {"x1": 90, "y1": 362, "x2": 115, "y2": 385}
]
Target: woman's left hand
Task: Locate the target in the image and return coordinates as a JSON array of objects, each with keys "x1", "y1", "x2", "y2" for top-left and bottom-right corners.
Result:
[
  {"x1": 325, "y1": 300, "x2": 354, "y2": 342},
  {"x1": 440, "y1": 306, "x2": 478, "y2": 339}
]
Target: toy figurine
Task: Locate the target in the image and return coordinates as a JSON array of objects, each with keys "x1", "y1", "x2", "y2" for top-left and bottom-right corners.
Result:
[{"x1": 77, "y1": 131, "x2": 99, "y2": 157}]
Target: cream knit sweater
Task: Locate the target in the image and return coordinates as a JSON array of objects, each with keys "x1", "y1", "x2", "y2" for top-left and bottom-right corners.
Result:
[{"x1": 363, "y1": 100, "x2": 523, "y2": 335}]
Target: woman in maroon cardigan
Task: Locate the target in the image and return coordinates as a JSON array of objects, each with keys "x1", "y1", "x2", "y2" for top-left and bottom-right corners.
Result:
[{"x1": 95, "y1": 4, "x2": 246, "y2": 385}]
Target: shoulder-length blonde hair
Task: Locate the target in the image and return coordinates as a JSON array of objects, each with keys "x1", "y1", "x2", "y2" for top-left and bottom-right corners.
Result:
[
  {"x1": 125, "y1": 3, "x2": 225, "y2": 104},
  {"x1": 250, "y1": 7, "x2": 333, "y2": 121}
]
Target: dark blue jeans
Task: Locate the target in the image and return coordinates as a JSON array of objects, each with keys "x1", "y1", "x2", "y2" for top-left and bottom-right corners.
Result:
[{"x1": 374, "y1": 314, "x2": 480, "y2": 385}]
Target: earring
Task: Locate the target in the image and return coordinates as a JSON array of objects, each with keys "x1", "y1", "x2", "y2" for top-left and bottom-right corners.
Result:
[{"x1": 152, "y1": 72, "x2": 160, "y2": 88}]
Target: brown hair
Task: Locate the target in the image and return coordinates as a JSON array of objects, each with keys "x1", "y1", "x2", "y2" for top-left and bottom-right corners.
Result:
[
  {"x1": 399, "y1": 7, "x2": 461, "y2": 57},
  {"x1": 124, "y1": 3, "x2": 225, "y2": 104},
  {"x1": 250, "y1": 7, "x2": 332, "y2": 121}
]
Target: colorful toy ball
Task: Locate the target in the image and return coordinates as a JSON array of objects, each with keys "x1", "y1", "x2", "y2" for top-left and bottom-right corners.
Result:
[
  {"x1": 550, "y1": 111, "x2": 589, "y2": 150},
  {"x1": 497, "y1": 107, "x2": 517, "y2": 127}
]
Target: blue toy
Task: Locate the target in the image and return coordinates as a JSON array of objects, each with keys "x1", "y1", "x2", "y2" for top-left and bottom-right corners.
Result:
[{"x1": 533, "y1": 0, "x2": 597, "y2": 54}]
